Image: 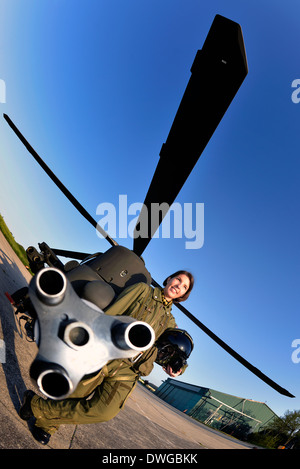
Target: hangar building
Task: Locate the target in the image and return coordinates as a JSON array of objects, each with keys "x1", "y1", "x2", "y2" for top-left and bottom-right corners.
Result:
[{"x1": 155, "y1": 378, "x2": 277, "y2": 440}]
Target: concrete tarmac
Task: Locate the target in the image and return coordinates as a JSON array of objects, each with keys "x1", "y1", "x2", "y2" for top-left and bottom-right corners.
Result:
[{"x1": 0, "y1": 231, "x2": 252, "y2": 450}]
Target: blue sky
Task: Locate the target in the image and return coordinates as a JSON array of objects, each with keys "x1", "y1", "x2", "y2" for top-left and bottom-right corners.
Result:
[{"x1": 0, "y1": 0, "x2": 299, "y2": 417}]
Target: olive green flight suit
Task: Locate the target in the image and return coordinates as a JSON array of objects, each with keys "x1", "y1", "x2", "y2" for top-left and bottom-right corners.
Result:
[{"x1": 30, "y1": 282, "x2": 176, "y2": 435}]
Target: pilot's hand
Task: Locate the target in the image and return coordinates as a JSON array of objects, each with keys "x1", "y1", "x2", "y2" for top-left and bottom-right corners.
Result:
[{"x1": 162, "y1": 365, "x2": 181, "y2": 377}]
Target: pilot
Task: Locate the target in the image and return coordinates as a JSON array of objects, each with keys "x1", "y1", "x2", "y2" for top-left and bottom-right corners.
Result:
[{"x1": 19, "y1": 270, "x2": 194, "y2": 445}]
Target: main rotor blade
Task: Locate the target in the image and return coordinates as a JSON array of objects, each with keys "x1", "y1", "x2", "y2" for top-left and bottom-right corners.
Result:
[
  {"x1": 3, "y1": 113, "x2": 118, "y2": 247},
  {"x1": 151, "y1": 278, "x2": 294, "y2": 398},
  {"x1": 133, "y1": 14, "x2": 248, "y2": 256}
]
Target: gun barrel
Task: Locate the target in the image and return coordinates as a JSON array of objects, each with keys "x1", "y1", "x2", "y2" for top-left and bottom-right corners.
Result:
[
  {"x1": 112, "y1": 321, "x2": 155, "y2": 351},
  {"x1": 30, "y1": 361, "x2": 74, "y2": 400},
  {"x1": 35, "y1": 267, "x2": 67, "y2": 305},
  {"x1": 28, "y1": 267, "x2": 156, "y2": 399}
]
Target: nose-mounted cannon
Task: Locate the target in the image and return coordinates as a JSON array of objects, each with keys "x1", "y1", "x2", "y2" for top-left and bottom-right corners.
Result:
[{"x1": 28, "y1": 267, "x2": 155, "y2": 400}]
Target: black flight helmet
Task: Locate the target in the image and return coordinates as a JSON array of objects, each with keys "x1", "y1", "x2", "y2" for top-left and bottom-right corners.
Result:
[{"x1": 155, "y1": 328, "x2": 194, "y2": 373}]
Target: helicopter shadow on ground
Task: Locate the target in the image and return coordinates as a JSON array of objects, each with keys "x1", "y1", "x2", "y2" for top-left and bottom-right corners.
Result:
[{"x1": 0, "y1": 246, "x2": 32, "y2": 415}]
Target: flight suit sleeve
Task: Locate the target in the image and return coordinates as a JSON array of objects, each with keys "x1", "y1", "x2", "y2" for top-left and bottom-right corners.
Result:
[
  {"x1": 103, "y1": 282, "x2": 150, "y2": 318},
  {"x1": 136, "y1": 347, "x2": 158, "y2": 376},
  {"x1": 180, "y1": 363, "x2": 188, "y2": 375}
]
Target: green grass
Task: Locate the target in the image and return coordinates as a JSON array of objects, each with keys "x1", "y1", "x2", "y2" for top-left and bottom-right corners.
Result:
[{"x1": 0, "y1": 213, "x2": 33, "y2": 274}]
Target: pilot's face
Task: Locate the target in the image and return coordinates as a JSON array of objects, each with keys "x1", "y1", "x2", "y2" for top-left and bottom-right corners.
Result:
[{"x1": 163, "y1": 274, "x2": 190, "y2": 301}]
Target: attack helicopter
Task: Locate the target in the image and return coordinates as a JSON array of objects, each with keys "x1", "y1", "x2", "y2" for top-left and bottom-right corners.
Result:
[{"x1": 3, "y1": 14, "x2": 295, "y2": 400}]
